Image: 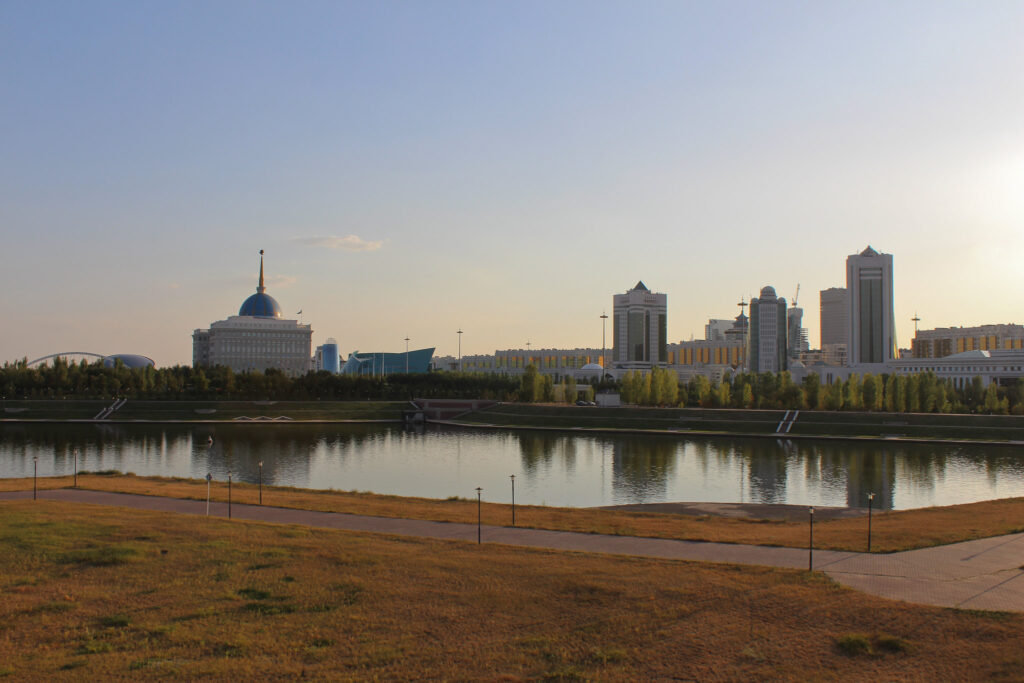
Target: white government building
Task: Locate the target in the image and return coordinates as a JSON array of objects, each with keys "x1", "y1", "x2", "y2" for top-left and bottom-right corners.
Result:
[{"x1": 192, "y1": 251, "x2": 312, "y2": 377}]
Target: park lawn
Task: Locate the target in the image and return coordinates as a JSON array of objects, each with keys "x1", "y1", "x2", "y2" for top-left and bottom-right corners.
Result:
[
  {"x1": 1, "y1": 500, "x2": 1022, "y2": 681},
  {"x1": 2, "y1": 474, "x2": 1023, "y2": 553}
]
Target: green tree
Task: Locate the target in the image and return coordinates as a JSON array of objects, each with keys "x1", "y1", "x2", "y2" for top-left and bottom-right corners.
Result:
[{"x1": 521, "y1": 364, "x2": 541, "y2": 402}]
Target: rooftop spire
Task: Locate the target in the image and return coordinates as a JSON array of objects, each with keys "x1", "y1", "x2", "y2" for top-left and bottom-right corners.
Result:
[{"x1": 257, "y1": 249, "x2": 266, "y2": 293}]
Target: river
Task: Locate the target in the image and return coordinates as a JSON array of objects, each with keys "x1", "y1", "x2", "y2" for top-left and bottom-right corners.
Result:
[{"x1": 1, "y1": 423, "x2": 1022, "y2": 510}]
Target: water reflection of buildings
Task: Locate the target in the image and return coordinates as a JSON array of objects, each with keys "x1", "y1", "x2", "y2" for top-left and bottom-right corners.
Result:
[
  {"x1": 609, "y1": 437, "x2": 678, "y2": 502},
  {"x1": 696, "y1": 438, "x2": 900, "y2": 509},
  {"x1": 517, "y1": 433, "x2": 678, "y2": 503}
]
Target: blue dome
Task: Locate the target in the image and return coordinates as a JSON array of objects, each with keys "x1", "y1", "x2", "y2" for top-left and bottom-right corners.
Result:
[
  {"x1": 102, "y1": 354, "x2": 155, "y2": 369},
  {"x1": 239, "y1": 292, "x2": 283, "y2": 318}
]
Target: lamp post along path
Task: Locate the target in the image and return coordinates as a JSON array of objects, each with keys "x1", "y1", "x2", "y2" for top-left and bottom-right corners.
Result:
[
  {"x1": 808, "y1": 507, "x2": 815, "y2": 571},
  {"x1": 600, "y1": 312, "x2": 608, "y2": 378},
  {"x1": 475, "y1": 487, "x2": 482, "y2": 544},
  {"x1": 510, "y1": 475, "x2": 516, "y2": 527},
  {"x1": 867, "y1": 492, "x2": 875, "y2": 552}
]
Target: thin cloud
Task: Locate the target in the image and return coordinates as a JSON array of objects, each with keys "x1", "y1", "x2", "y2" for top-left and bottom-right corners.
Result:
[
  {"x1": 291, "y1": 234, "x2": 384, "y2": 252},
  {"x1": 268, "y1": 275, "x2": 297, "y2": 288}
]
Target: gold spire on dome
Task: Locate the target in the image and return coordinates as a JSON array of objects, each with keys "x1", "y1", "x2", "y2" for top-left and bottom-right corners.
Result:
[{"x1": 258, "y1": 249, "x2": 266, "y2": 293}]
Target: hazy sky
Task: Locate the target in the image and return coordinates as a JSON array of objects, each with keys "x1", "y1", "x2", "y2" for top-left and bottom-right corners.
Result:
[{"x1": 2, "y1": 1, "x2": 1022, "y2": 366}]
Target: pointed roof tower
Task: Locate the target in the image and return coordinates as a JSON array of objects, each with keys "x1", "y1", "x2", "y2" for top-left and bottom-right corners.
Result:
[
  {"x1": 239, "y1": 249, "x2": 283, "y2": 318},
  {"x1": 632, "y1": 280, "x2": 650, "y2": 292},
  {"x1": 257, "y1": 249, "x2": 266, "y2": 293}
]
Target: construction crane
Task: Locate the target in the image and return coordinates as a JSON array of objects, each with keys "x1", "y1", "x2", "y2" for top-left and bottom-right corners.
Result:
[
  {"x1": 792, "y1": 284, "x2": 800, "y2": 307},
  {"x1": 912, "y1": 313, "x2": 921, "y2": 333}
]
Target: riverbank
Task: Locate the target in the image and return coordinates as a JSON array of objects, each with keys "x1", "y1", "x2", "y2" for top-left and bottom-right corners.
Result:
[
  {"x1": 447, "y1": 403, "x2": 1024, "y2": 445},
  {"x1": 3, "y1": 474, "x2": 1022, "y2": 553},
  {"x1": 0, "y1": 399, "x2": 407, "y2": 422},
  {"x1": 3, "y1": 500, "x2": 1020, "y2": 680},
  {"x1": 5, "y1": 399, "x2": 1024, "y2": 443}
]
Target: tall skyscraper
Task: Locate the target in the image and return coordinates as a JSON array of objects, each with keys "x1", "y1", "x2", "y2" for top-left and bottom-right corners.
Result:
[
  {"x1": 786, "y1": 307, "x2": 808, "y2": 359},
  {"x1": 748, "y1": 286, "x2": 787, "y2": 373},
  {"x1": 612, "y1": 281, "x2": 667, "y2": 370},
  {"x1": 846, "y1": 246, "x2": 895, "y2": 365},
  {"x1": 819, "y1": 287, "x2": 849, "y2": 365}
]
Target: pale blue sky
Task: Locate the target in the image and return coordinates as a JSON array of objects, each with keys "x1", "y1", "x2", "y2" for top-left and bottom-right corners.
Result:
[{"x1": 2, "y1": 1, "x2": 1022, "y2": 365}]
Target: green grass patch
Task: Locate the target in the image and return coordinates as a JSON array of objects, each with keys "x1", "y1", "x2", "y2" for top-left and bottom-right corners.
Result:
[
  {"x1": 57, "y1": 546, "x2": 139, "y2": 567},
  {"x1": 836, "y1": 633, "x2": 872, "y2": 656},
  {"x1": 98, "y1": 615, "x2": 131, "y2": 628},
  {"x1": 241, "y1": 602, "x2": 295, "y2": 615},
  {"x1": 75, "y1": 640, "x2": 112, "y2": 655}
]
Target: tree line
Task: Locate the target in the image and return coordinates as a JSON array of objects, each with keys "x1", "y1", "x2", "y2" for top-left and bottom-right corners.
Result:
[
  {"x1": 0, "y1": 357, "x2": 519, "y2": 402},
  {"x1": 622, "y1": 369, "x2": 1023, "y2": 415},
  {"x1": 2, "y1": 357, "x2": 1021, "y2": 414}
]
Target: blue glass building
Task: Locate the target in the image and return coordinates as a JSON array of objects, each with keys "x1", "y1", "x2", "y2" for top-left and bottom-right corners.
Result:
[{"x1": 340, "y1": 348, "x2": 435, "y2": 375}]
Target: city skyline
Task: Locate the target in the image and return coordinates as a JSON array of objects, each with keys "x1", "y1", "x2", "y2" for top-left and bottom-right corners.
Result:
[{"x1": 2, "y1": 2, "x2": 1022, "y2": 366}]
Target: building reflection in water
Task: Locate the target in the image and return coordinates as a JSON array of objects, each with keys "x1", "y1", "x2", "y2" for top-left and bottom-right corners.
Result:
[{"x1": 2, "y1": 423, "x2": 1023, "y2": 509}]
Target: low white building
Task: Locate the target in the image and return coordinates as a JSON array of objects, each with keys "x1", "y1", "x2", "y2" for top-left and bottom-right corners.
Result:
[
  {"x1": 788, "y1": 350, "x2": 1024, "y2": 389},
  {"x1": 889, "y1": 350, "x2": 1024, "y2": 389}
]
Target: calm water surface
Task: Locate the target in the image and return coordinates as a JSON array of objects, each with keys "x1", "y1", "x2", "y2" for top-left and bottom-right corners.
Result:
[{"x1": 1, "y1": 423, "x2": 1023, "y2": 510}]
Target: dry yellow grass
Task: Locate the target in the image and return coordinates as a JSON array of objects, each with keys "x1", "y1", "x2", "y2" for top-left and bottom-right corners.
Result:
[
  {"x1": 3, "y1": 473, "x2": 1024, "y2": 552},
  {"x1": 1, "y1": 500, "x2": 1022, "y2": 681}
]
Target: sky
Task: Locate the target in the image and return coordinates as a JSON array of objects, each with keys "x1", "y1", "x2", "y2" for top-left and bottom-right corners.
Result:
[{"x1": 1, "y1": 1, "x2": 1022, "y2": 366}]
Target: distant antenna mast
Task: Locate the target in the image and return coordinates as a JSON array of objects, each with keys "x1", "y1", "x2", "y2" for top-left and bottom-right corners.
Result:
[
  {"x1": 737, "y1": 297, "x2": 748, "y2": 316},
  {"x1": 912, "y1": 313, "x2": 921, "y2": 334}
]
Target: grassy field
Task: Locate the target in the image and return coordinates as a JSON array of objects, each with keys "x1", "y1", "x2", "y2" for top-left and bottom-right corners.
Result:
[
  {"x1": 1, "y1": 500, "x2": 1022, "y2": 681},
  {"x1": 1, "y1": 400, "x2": 406, "y2": 422},
  {"x1": 456, "y1": 404, "x2": 1024, "y2": 442},
  {"x1": 5, "y1": 474, "x2": 1024, "y2": 553}
]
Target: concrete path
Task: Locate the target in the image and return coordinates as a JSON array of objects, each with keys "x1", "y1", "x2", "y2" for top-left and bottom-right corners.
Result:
[{"x1": 3, "y1": 489, "x2": 1022, "y2": 613}]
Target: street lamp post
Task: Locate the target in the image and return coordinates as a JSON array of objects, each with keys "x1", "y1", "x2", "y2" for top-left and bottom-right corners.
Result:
[
  {"x1": 475, "y1": 487, "x2": 482, "y2": 544},
  {"x1": 510, "y1": 475, "x2": 516, "y2": 527},
  {"x1": 808, "y1": 507, "x2": 815, "y2": 571},
  {"x1": 73, "y1": 449, "x2": 79, "y2": 488},
  {"x1": 206, "y1": 473, "x2": 212, "y2": 516},
  {"x1": 33, "y1": 456, "x2": 37, "y2": 500},
  {"x1": 259, "y1": 461, "x2": 264, "y2": 505},
  {"x1": 867, "y1": 492, "x2": 875, "y2": 552},
  {"x1": 600, "y1": 312, "x2": 608, "y2": 379},
  {"x1": 404, "y1": 336, "x2": 410, "y2": 374},
  {"x1": 458, "y1": 329, "x2": 463, "y2": 372},
  {"x1": 228, "y1": 471, "x2": 232, "y2": 519}
]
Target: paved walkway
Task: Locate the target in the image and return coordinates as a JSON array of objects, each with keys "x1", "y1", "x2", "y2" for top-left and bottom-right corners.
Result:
[{"x1": 3, "y1": 489, "x2": 1022, "y2": 613}]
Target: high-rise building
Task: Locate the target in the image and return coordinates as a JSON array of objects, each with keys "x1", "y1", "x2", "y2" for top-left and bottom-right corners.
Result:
[
  {"x1": 819, "y1": 287, "x2": 849, "y2": 365},
  {"x1": 786, "y1": 307, "x2": 808, "y2": 359},
  {"x1": 612, "y1": 281, "x2": 667, "y2": 370},
  {"x1": 846, "y1": 246, "x2": 895, "y2": 365},
  {"x1": 819, "y1": 287, "x2": 849, "y2": 345},
  {"x1": 748, "y1": 286, "x2": 787, "y2": 373},
  {"x1": 705, "y1": 319, "x2": 733, "y2": 341},
  {"x1": 315, "y1": 338, "x2": 341, "y2": 373},
  {"x1": 192, "y1": 251, "x2": 312, "y2": 377}
]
